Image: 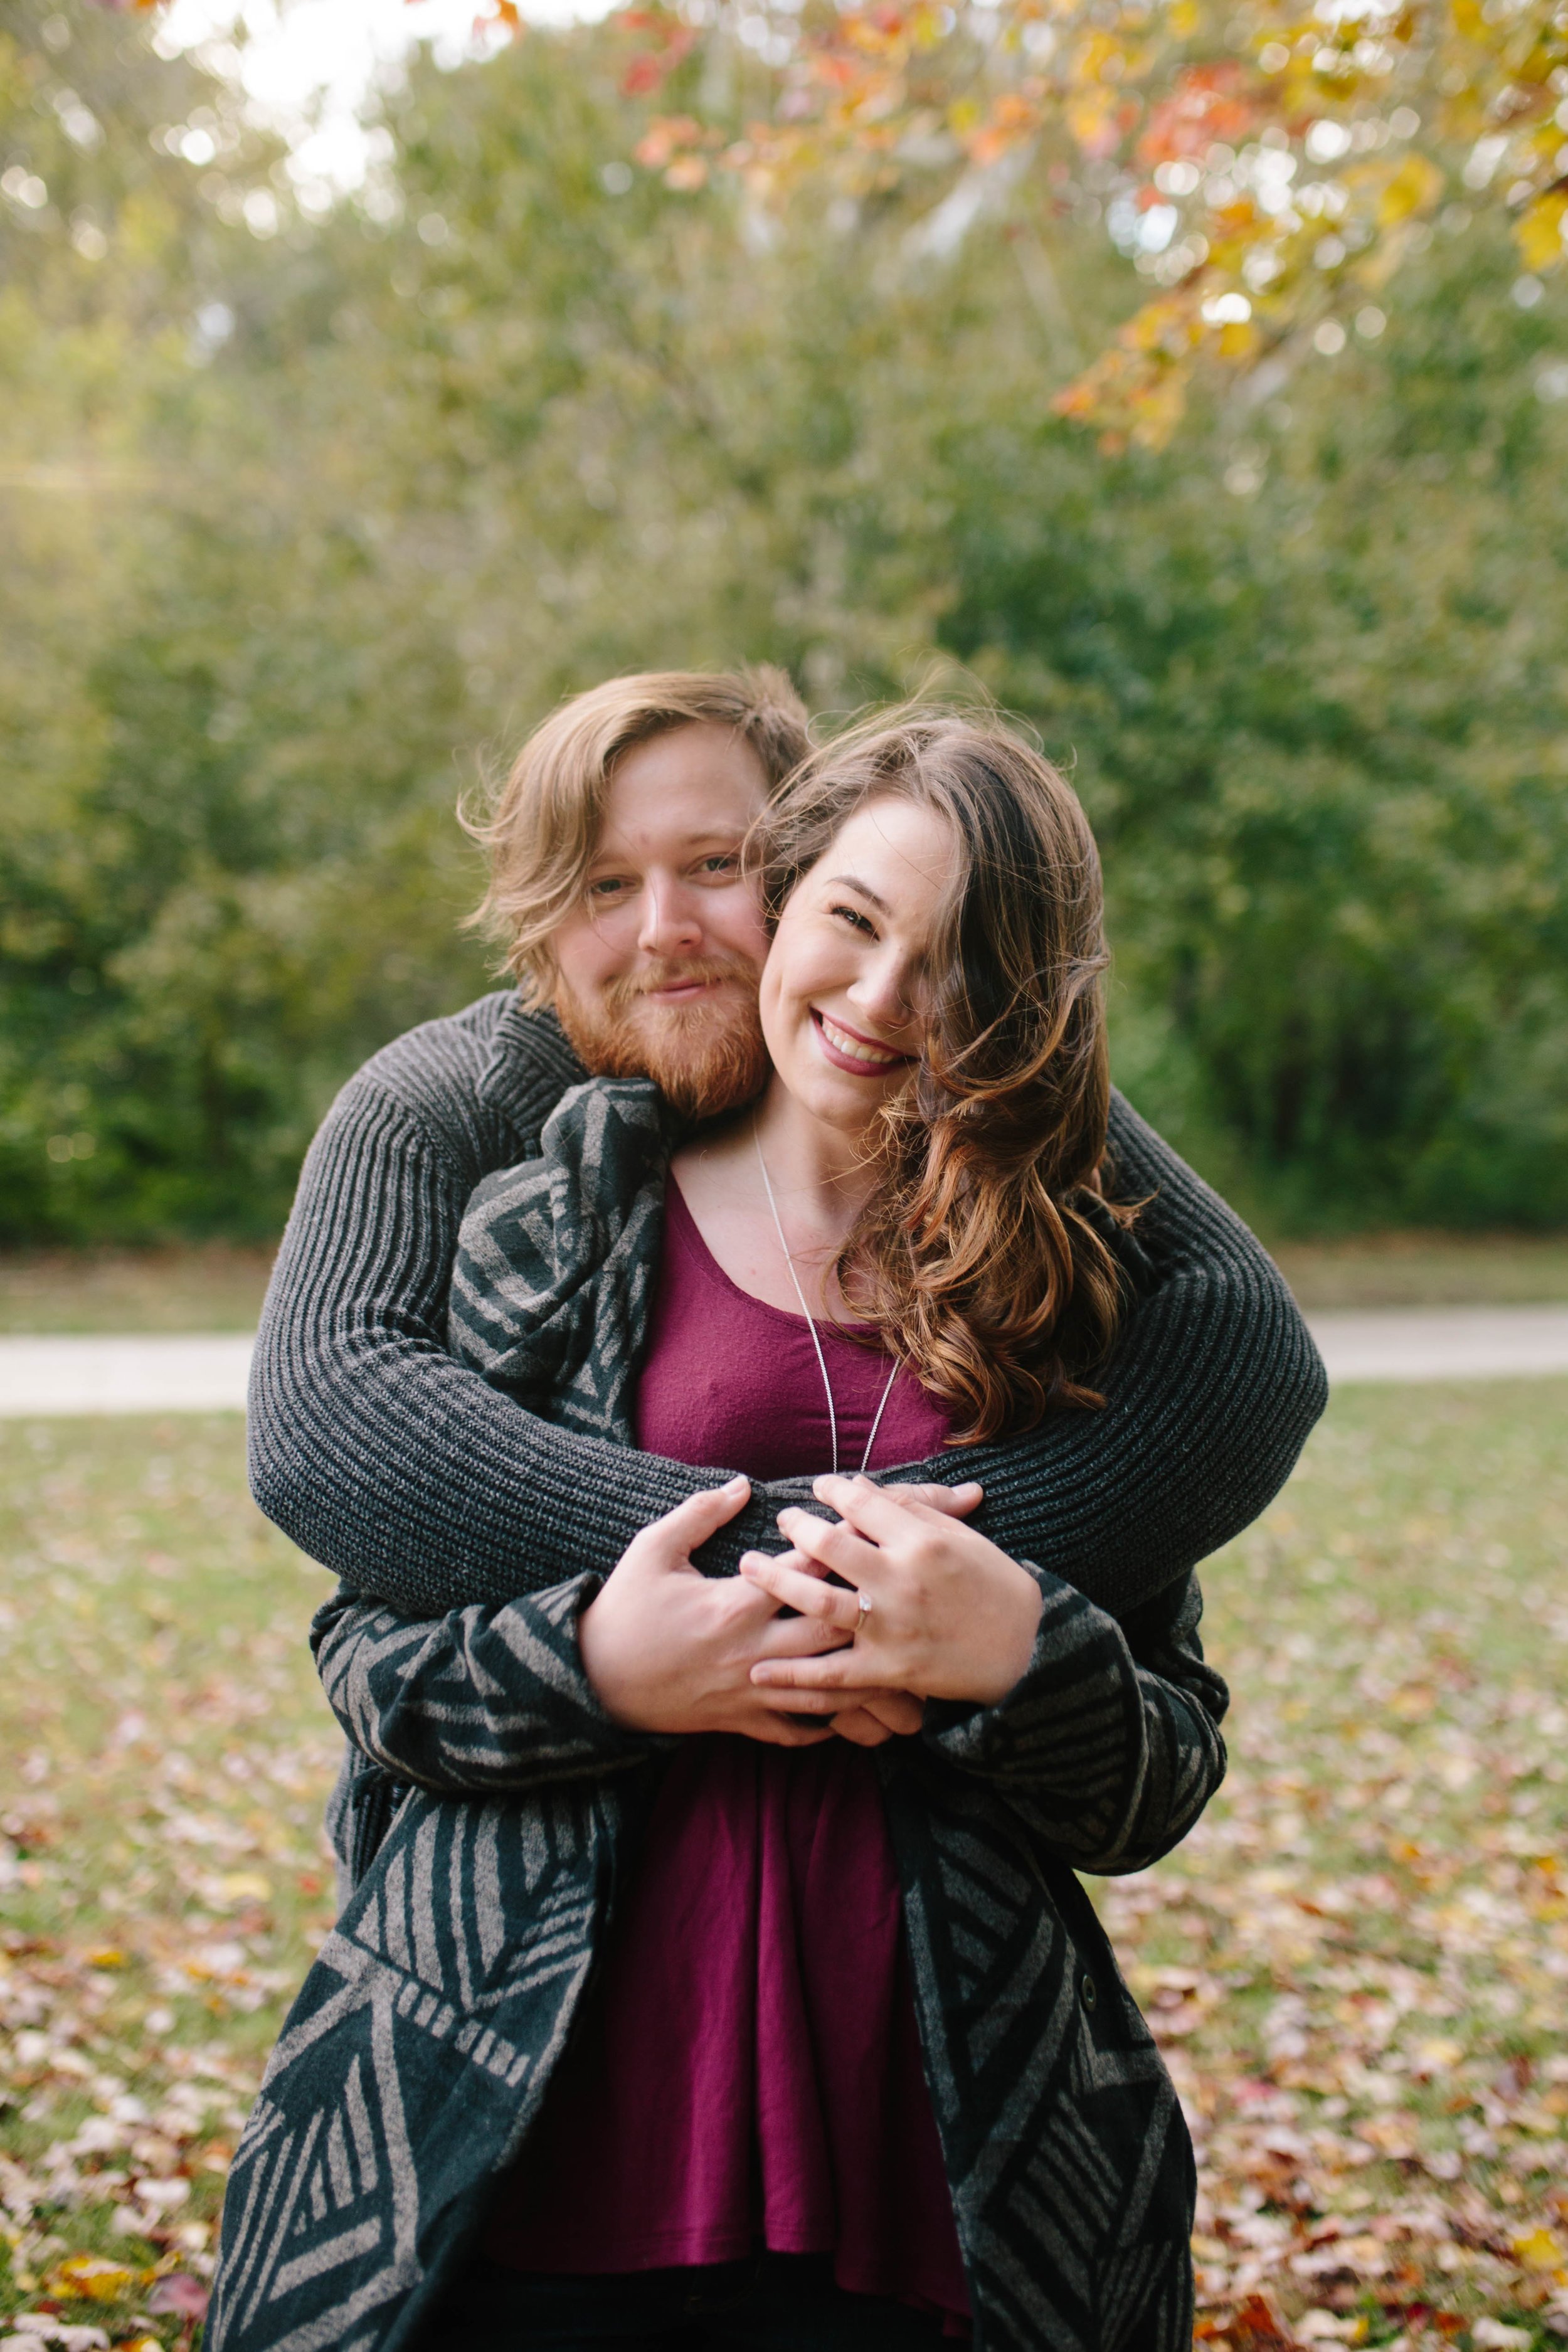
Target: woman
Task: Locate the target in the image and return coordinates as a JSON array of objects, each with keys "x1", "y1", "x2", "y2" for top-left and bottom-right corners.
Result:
[{"x1": 209, "y1": 711, "x2": 1229, "y2": 2352}]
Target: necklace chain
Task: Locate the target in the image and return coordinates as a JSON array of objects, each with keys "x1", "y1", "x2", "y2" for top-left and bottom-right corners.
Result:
[{"x1": 753, "y1": 1118, "x2": 898, "y2": 1480}]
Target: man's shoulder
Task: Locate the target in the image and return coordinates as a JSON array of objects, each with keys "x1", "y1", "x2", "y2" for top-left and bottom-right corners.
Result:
[{"x1": 338, "y1": 991, "x2": 587, "y2": 1158}]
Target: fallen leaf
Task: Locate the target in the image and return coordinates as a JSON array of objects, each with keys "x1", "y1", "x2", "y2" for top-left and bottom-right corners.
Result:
[
  {"x1": 144, "y1": 2274, "x2": 209, "y2": 2320},
  {"x1": 42, "y1": 2255, "x2": 143, "y2": 2301},
  {"x1": 216, "y1": 1871, "x2": 270, "y2": 1903},
  {"x1": 1223, "y1": 2290, "x2": 1298, "y2": 2347}
]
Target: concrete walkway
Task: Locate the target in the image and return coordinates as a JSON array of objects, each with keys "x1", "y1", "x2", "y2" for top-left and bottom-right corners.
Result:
[
  {"x1": 2, "y1": 1309, "x2": 1567, "y2": 1417},
  {"x1": 0, "y1": 1333, "x2": 254, "y2": 1417},
  {"x1": 1304, "y1": 1304, "x2": 1568, "y2": 1384}
]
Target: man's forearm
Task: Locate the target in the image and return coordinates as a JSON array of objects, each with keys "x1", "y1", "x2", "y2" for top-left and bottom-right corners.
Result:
[
  {"x1": 248, "y1": 1068, "x2": 807, "y2": 1611},
  {"x1": 254, "y1": 1053, "x2": 1321, "y2": 1623},
  {"x1": 937, "y1": 1094, "x2": 1326, "y2": 1616}
]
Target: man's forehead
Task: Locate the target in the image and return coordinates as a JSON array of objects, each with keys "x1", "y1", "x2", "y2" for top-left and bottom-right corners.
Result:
[{"x1": 587, "y1": 816, "x2": 750, "y2": 865}]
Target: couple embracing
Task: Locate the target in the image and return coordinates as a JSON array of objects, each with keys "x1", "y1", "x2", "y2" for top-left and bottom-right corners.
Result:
[{"x1": 215, "y1": 670, "x2": 1325, "y2": 2352}]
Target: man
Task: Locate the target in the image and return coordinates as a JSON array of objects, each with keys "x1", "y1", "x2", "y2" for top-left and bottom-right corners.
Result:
[{"x1": 250, "y1": 664, "x2": 1323, "y2": 1791}]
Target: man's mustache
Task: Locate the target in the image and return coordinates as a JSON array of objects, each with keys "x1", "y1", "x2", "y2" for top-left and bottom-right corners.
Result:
[{"x1": 607, "y1": 958, "x2": 760, "y2": 1012}]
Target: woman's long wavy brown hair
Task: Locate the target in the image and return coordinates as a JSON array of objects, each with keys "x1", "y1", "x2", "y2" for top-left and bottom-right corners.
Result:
[{"x1": 751, "y1": 707, "x2": 1135, "y2": 1444}]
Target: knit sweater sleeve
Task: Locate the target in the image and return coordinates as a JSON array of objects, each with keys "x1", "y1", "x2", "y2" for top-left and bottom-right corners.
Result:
[
  {"x1": 250, "y1": 995, "x2": 1323, "y2": 1621},
  {"x1": 942, "y1": 1091, "x2": 1328, "y2": 1616},
  {"x1": 919, "y1": 1566, "x2": 1229, "y2": 1876},
  {"x1": 310, "y1": 1579, "x2": 669, "y2": 1794}
]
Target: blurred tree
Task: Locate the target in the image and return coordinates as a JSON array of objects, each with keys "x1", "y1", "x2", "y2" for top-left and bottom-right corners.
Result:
[
  {"x1": 496, "y1": 0, "x2": 1568, "y2": 446},
  {"x1": 2, "y1": 1, "x2": 1565, "y2": 1241}
]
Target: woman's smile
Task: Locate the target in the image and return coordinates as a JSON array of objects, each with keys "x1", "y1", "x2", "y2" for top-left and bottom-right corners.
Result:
[{"x1": 810, "y1": 1007, "x2": 913, "y2": 1074}]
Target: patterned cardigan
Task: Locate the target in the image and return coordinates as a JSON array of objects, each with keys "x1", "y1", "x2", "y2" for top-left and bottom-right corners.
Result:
[{"x1": 211, "y1": 1081, "x2": 1231, "y2": 2352}]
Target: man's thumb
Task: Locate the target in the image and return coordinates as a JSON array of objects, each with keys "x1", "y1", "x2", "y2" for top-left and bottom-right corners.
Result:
[{"x1": 649, "y1": 1476, "x2": 751, "y2": 1557}]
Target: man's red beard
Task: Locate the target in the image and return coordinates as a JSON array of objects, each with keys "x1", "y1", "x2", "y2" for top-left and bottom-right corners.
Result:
[{"x1": 555, "y1": 958, "x2": 770, "y2": 1122}]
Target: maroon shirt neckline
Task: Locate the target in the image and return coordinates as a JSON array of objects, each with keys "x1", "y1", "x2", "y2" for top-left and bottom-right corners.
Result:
[{"x1": 664, "y1": 1174, "x2": 872, "y2": 1338}]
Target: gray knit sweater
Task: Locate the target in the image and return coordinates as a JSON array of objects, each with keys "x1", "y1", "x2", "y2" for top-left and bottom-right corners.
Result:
[
  {"x1": 248, "y1": 990, "x2": 1325, "y2": 1618},
  {"x1": 214, "y1": 1076, "x2": 1234, "y2": 2352}
]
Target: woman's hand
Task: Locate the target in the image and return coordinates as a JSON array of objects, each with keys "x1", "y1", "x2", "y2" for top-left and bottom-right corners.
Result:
[
  {"x1": 739, "y1": 1473, "x2": 1044, "y2": 1709},
  {"x1": 578, "y1": 1479, "x2": 920, "y2": 1748}
]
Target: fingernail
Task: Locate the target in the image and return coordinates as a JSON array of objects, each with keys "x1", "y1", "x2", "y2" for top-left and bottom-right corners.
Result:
[{"x1": 726, "y1": 1475, "x2": 749, "y2": 1495}]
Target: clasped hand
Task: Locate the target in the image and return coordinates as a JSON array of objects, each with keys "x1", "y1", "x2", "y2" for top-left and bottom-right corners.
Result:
[{"x1": 578, "y1": 1472, "x2": 1042, "y2": 1750}]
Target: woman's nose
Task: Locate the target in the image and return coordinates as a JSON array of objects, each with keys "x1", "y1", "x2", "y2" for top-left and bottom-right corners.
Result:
[
  {"x1": 637, "y1": 877, "x2": 704, "y2": 958},
  {"x1": 849, "y1": 954, "x2": 915, "y2": 1032}
]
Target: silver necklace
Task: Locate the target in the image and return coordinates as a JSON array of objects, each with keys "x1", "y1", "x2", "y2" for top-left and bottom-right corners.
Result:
[{"x1": 753, "y1": 1119, "x2": 898, "y2": 1479}]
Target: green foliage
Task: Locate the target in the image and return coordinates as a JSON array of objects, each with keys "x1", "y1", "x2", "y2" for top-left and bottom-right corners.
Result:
[{"x1": 1, "y1": 1, "x2": 1565, "y2": 1240}]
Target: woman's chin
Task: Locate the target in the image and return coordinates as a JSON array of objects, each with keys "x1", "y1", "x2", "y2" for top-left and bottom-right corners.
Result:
[{"x1": 773, "y1": 1067, "x2": 894, "y2": 1142}]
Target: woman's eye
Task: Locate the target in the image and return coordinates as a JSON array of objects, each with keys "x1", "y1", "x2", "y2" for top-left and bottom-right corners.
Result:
[
  {"x1": 697, "y1": 854, "x2": 741, "y2": 878},
  {"x1": 588, "y1": 876, "x2": 632, "y2": 901},
  {"x1": 830, "y1": 902, "x2": 877, "y2": 937}
]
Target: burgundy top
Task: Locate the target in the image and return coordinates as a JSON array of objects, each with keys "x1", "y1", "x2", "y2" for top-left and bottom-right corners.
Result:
[{"x1": 484, "y1": 1182, "x2": 969, "y2": 2329}]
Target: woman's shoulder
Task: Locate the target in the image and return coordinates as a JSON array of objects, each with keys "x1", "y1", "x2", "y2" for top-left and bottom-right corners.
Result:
[
  {"x1": 462, "y1": 1077, "x2": 670, "y2": 1227},
  {"x1": 448, "y1": 1077, "x2": 676, "y2": 1409}
]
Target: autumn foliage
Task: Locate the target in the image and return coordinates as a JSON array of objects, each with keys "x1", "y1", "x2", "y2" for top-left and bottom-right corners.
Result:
[{"x1": 571, "y1": 0, "x2": 1568, "y2": 445}]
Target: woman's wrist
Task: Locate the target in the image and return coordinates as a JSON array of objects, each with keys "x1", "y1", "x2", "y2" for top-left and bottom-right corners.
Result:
[{"x1": 963, "y1": 1560, "x2": 1044, "y2": 1705}]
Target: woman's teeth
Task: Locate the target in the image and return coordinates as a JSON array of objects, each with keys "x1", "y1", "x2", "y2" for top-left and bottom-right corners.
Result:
[{"x1": 817, "y1": 1012, "x2": 902, "y2": 1067}]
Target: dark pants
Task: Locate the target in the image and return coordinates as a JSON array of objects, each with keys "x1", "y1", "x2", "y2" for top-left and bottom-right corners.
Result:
[{"x1": 420, "y1": 2252, "x2": 956, "y2": 2350}]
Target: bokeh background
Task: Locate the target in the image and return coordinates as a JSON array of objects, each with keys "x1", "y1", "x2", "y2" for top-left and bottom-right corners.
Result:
[
  {"x1": 3, "y1": 4, "x2": 1567, "y2": 2349},
  {"x1": 6, "y1": 0, "x2": 1568, "y2": 1252}
]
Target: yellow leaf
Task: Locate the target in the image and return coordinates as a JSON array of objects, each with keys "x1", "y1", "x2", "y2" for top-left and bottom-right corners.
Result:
[
  {"x1": 1514, "y1": 2227, "x2": 1566, "y2": 2271},
  {"x1": 48, "y1": 2252, "x2": 144, "y2": 2299},
  {"x1": 86, "y1": 1944, "x2": 127, "y2": 1968},
  {"x1": 1377, "y1": 151, "x2": 1444, "y2": 228},
  {"x1": 217, "y1": 1871, "x2": 270, "y2": 1902},
  {"x1": 1516, "y1": 190, "x2": 1568, "y2": 273}
]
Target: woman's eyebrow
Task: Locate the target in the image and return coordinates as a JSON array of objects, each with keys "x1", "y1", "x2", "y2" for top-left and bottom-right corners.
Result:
[{"x1": 826, "y1": 874, "x2": 891, "y2": 915}]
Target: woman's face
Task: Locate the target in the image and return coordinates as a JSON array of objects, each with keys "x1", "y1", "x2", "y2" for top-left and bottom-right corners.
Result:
[{"x1": 758, "y1": 795, "x2": 956, "y2": 1140}]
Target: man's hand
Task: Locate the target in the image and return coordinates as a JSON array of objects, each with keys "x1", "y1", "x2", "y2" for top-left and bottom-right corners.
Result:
[
  {"x1": 578, "y1": 1478, "x2": 919, "y2": 1747},
  {"x1": 740, "y1": 1473, "x2": 1043, "y2": 1710}
]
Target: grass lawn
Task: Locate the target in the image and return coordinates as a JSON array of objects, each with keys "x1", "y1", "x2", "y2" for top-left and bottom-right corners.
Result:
[
  {"x1": 3, "y1": 1231, "x2": 1568, "y2": 1334},
  {"x1": 0, "y1": 1387, "x2": 1565, "y2": 2349},
  {"x1": 0, "y1": 1251, "x2": 277, "y2": 1337},
  {"x1": 1269, "y1": 1236, "x2": 1568, "y2": 1312}
]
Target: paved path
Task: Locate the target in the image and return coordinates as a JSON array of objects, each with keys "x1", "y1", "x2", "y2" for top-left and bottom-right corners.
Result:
[
  {"x1": 2, "y1": 1308, "x2": 1567, "y2": 1416},
  {"x1": 0, "y1": 1334, "x2": 254, "y2": 1417},
  {"x1": 1305, "y1": 1305, "x2": 1568, "y2": 1384}
]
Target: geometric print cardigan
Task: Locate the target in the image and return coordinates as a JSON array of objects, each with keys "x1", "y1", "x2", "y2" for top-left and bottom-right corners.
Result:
[{"x1": 209, "y1": 1079, "x2": 1231, "y2": 2352}]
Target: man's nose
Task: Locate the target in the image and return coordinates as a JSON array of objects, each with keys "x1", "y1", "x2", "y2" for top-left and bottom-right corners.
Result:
[{"x1": 637, "y1": 877, "x2": 704, "y2": 958}]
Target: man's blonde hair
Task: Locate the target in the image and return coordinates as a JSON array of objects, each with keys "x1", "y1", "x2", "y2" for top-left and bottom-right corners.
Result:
[{"x1": 467, "y1": 668, "x2": 811, "y2": 1006}]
